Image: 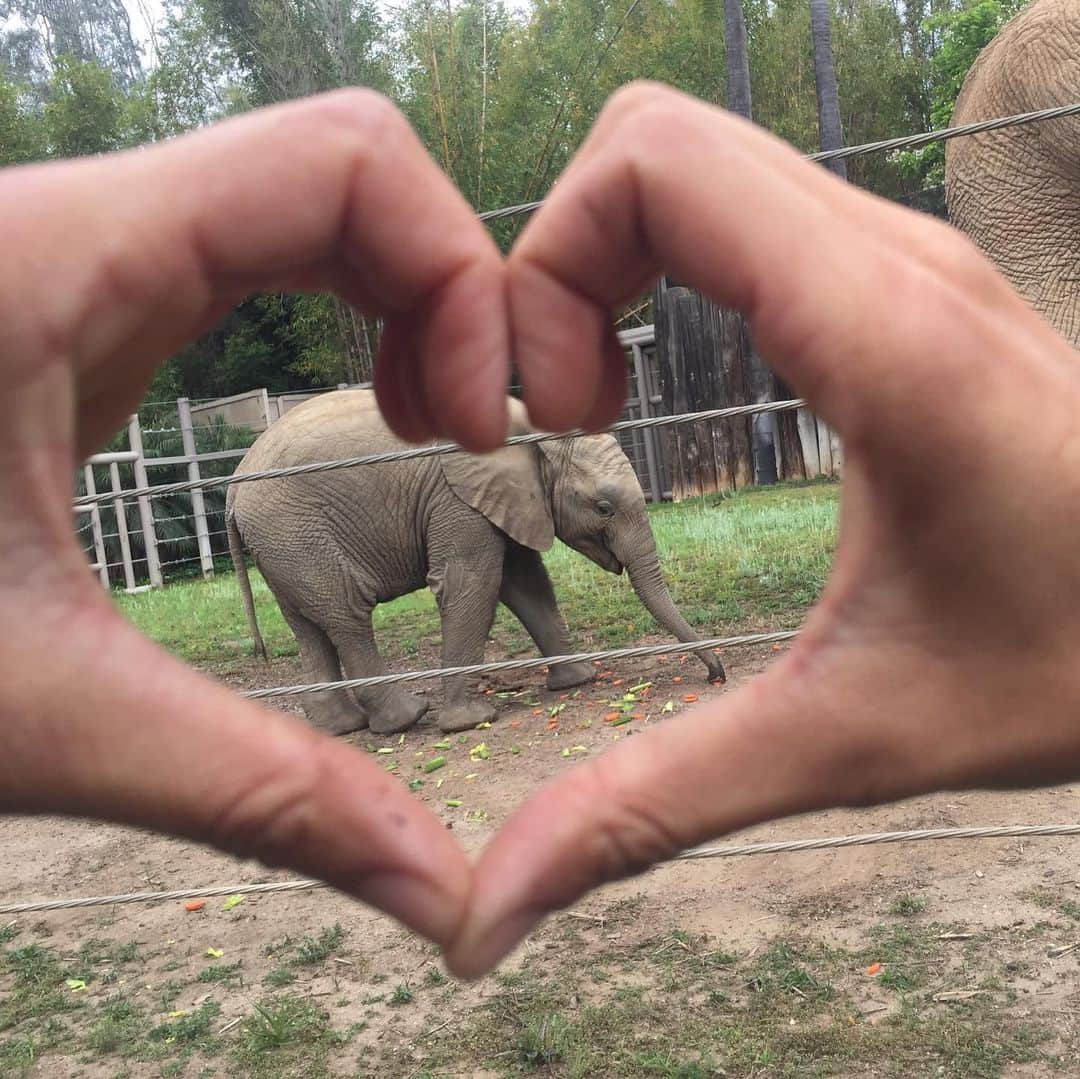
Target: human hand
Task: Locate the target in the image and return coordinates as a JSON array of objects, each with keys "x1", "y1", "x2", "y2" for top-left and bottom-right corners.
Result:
[
  {"x1": 0, "y1": 90, "x2": 516, "y2": 947},
  {"x1": 446, "y1": 83, "x2": 1080, "y2": 976}
]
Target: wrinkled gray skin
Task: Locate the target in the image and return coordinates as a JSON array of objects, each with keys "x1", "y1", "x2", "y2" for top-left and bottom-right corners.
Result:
[
  {"x1": 227, "y1": 390, "x2": 724, "y2": 736},
  {"x1": 946, "y1": 0, "x2": 1080, "y2": 347}
]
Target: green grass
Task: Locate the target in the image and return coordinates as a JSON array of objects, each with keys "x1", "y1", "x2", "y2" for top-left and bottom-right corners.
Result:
[
  {"x1": 116, "y1": 482, "x2": 840, "y2": 666},
  {"x1": 0, "y1": 909, "x2": 1062, "y2": 1079},
  {"x1": 408, "y1": 922, "x2": 1049, "y2": 1079}
]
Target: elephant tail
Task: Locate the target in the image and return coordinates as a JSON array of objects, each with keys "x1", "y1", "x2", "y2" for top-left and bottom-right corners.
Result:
[{"x1": 226, "y1": 505, "x2": 268, "y2": 662}]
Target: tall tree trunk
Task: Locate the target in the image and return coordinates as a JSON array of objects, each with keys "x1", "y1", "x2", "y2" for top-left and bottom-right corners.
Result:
[
  {"x1": 809, "y1": 0, "x2": 847, "y2": 182},
  {"x1": 723, "y1": 0, "x2": 778, "y2": 485},
  {"x1": 655, "y1": 0, "x2": 785, "y2": 495},
  {"x1": 722, "y1": 0, "x2": 752, "y2": 121}
]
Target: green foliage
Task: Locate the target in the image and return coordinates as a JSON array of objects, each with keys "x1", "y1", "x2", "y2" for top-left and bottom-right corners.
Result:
[
  {"x1": 898, "y1": 0, "x2": 1029, "y2": 185},
  {"x1": 9, "y1": 0, "x2": 998, "y2": 409},
  {"x1": 292, "y1": 924, "x2": 347, "y2": 966},
  {"x1": 148, "y1": 1001, "x2": 220, "y2": 1045},
  {"x1": 43, "y1": 54, "x2": 124, "y2": 156},
  {"x1": 0, "y1": 74, "x2": 42, "y2": 165}
]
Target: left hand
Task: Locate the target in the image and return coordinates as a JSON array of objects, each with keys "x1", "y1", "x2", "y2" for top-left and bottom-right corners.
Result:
[{"x1": 0, "y1": 89, "x2": 512, "y2": 947}]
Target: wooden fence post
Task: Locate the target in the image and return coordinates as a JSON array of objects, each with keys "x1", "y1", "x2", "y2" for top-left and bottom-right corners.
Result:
[
  {"x1": 177, "y1": 397, "x2": 215, "y2": 579},
  {"x1": 82, "y1": 464, "x2": 110, "y2": 589},
  {"x1": 127, "y1": 414, "x2": 163, "y2": 588}
]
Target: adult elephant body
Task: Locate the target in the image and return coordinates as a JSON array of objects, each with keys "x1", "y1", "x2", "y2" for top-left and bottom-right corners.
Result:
[
  {"x1": 226, "y1": 390, "x2": 723, "y2": 735},
  {"x1": 945, "y1": 0, "x2": 1080, "y2": 346}
]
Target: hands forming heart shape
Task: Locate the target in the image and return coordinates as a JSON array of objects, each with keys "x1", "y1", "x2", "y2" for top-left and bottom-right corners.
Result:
[{"x1": 4, "y1": 84, "x2": 1080, "y2": 980}]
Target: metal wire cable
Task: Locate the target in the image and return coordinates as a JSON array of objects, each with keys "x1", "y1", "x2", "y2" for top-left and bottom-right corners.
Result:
[
  {"x1": 73, "y1": 399, "x2": 807, "y2": 509},
  {"x1": 244, "y1": 630, "x2": 798, "y2": 700},
  {"x1": 478, "y1": 101, "x2": 1080, "y2": 222},
  {"x1": 4, "y1": 824, "x2": 1077, "y2": 916}
]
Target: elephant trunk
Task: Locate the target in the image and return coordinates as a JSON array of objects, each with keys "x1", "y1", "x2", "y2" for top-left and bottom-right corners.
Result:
[{"x1": 615, "y1": 522, "x2": 726, "y2": 684}]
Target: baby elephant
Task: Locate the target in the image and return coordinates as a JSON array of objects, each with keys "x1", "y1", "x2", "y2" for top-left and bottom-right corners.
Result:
[{"x1": 226, "y1": 390, "x2": 724, "y2": 735}]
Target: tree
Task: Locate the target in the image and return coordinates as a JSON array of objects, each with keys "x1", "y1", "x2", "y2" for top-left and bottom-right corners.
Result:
[
  {"x1": 809, "y1": 0, "x2": 846, "y2": 180},
  {"x1": 0, "y1": 0, "x2": 143, "y2": 94},
  {"x1": 0, "y1": 70, "x2": 42, "y2": 163},
  {"x1": 898, "y1": 0, "x2": 1029, "y2": 187},
  {"x1": 43, "y1": 54, "x2": 124, "y2": 156}
]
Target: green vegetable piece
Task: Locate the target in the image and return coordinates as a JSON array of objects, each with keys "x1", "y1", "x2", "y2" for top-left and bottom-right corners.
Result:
[
  {"x1": 610, "y1": 714, "x2": 633, "y2": 727},
  {"x1": 445, "y1": 799, "x2": 462, "y2": 807},
  {"x1": 408, "y1": 778, "x2": 424, "y2": 791},
  {"x1": 222, "y1": 894, "x2": 244, "y2": 911},
  {"x1": 423, "y1": 756, "x2": 447, "y2": 773},
  {"x1": 433, "y1": 740, "x2": 451, "y2": 750}
]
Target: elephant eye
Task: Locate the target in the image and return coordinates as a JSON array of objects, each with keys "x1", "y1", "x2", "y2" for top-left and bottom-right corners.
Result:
[{"x1": 596, "y1": 499, "x2": 614, "y2": 518}]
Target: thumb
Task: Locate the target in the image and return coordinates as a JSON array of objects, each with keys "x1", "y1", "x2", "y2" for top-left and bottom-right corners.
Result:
[
  {"x1": 446, "y1": 648, "x2": 906, "y2": 979},
  {"x1": 2, "y1": 595, "x2": 468, "y2": 948}
]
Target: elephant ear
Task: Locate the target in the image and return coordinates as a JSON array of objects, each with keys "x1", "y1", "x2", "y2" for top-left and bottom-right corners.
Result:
[{"x1": 439, "y1": 398, "x2": 555, "y2": 551}]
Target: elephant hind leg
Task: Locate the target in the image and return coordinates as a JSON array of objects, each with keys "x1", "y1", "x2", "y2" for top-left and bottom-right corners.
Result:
[
  {"x1": 327, "y1": 612, "x2": 430, "y2": 736},
  {"x1": 279, "y1": 603, "x2": 367, "y2": 737}
]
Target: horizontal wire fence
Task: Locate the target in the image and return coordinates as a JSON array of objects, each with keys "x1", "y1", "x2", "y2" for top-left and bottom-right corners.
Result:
[
  {"x1": 4, "y1": 825, "x2": 1079, "y2": 916},
  {"x1": 478, "y1": 100, "x2": 1080, "y2": 222},
  {"x1": 73, "y1": 400, "x2": 807, "y2": 509},
  {"x1": 245, "y1": 631, "x2": 798, "y2": 700}
]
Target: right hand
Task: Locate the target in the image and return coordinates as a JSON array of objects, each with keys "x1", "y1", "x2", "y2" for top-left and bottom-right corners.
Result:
[{"x1": 448, "y1": 82, "x2": 1080, "y2": 977}]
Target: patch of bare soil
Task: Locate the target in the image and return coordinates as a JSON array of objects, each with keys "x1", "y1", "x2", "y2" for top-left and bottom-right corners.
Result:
[{"x1": 3, "y1": 639, "x2": 1080, "y2": 1076}]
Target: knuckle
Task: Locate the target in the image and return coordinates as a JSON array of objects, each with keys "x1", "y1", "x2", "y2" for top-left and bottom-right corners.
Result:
[
  {"x1": 572, "y1": 756, "x2": 685, "y2": 882},
  {"x1": 206, "y1": 730, "x2": 328, "y2": 867}
]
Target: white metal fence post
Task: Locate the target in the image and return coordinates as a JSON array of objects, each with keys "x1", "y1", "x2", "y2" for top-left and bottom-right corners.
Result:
[
  {"x1": 127, "y1": 414, "x2": 163, "y2": 588},
  {"x1": 177, "y1": 397, "x2": 215, "y2": 578},
  {"x1": 82, "y1": 464, "x2": 109, "y2": 589},
  {"x1": 630, "y1": 343, "x2": 663, "y2": 503},
  {"x1": 108, "y1": 461, "x2": 137, "y2": 592}
]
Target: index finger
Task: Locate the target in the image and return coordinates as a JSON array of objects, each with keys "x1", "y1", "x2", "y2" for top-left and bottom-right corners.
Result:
[{"x1": 0, "y1": 89, "x2": 508, "y2": 454}]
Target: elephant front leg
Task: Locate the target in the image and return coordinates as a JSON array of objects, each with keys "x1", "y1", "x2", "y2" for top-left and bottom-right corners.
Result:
[
  {"x1": 500, "y1": 544, "x2": 596, "y2": 691},
  {"x1": 429, "y1": 560, "x2": 502, "y2": 734}
]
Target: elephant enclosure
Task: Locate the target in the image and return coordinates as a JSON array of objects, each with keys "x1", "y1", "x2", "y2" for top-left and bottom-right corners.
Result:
[{"x1": 5, "y1": 484, "x2": 1080, "y2": 1076}]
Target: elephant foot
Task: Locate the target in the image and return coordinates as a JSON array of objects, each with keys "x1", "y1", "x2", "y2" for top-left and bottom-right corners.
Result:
[
  {"x1": 438, "y1": 701, "x2": 497, "y2": 733},
  {"x1": 546, "y1": 659, "x2": 596, "y2": 691},
  {"x1": 368, "y1": 691, "x2": 430, "y2": 735},
  {"x1": 303, "y1": 692, "x2": 369, "y2": 737},
  {"x1": 702, "y1": 652, "x2": 726, "y2": 685}
]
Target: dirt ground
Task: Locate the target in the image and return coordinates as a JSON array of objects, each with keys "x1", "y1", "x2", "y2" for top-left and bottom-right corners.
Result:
[{"x1": 4, "y1": 639, "x2": 1080, "y2": 1077}]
